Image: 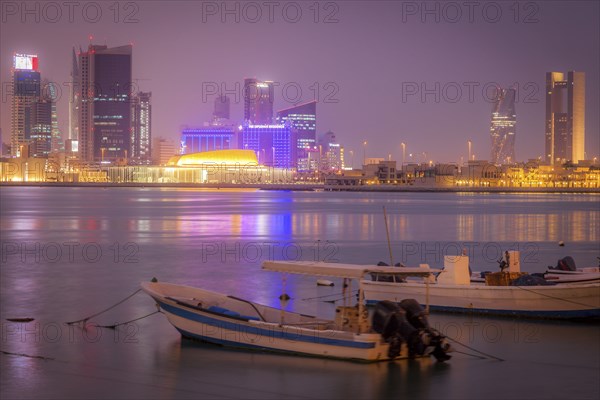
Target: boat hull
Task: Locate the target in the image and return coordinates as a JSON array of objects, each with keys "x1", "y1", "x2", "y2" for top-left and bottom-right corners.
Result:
[
  {"x1": 362, "y1": 280, "x2": 600, "y2": 319},
  {"x1": 142, "y1": 282, "x2": 399, "y2": 361}
]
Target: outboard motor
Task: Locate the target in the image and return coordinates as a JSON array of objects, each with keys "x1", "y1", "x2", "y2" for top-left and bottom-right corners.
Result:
[
  {"x1": 399, "y1": 299, "x2": 452, "y2": 362},
  {"x1": 372, "y1": 300, "x2": 452, "y2": 361},
  {"x1": 555, "y1": 256, "x2": 576, "y2": 271}
]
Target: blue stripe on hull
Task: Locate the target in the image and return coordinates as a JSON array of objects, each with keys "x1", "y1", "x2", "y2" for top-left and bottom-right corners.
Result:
[
  {"x1": 174, "y1": 327, "x2": 378, "y2": 362},
  {"x1": 158, "y1": 300, "x2": 375, "y2": 349},
  {"x1": 365, "y1": 300, "x2": 600, "y2": 319}
]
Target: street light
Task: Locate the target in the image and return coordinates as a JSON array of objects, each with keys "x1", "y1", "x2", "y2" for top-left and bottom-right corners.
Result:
[{"x1": 363, "y1": 140, "x2": 367, "y2": 165}]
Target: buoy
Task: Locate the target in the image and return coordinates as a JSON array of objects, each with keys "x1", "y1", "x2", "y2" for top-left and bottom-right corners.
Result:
[
  {"x1": 151, "y1": 277, "x2": 158, "y2": 282},
  {"x1": 558, "y1": 241, "x2": 565, "y2": 247},
  {"x1": 317, "y1": 279, "x2": 334, "y2": 287},
  {"x1": 279, "y1": 293, "x2": 290, "y2": 301}
]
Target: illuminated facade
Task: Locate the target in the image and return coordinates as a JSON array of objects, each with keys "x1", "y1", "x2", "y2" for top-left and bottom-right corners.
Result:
[
  {"x1": 490, "y1": 87, "x2": 516, "y2": 165},
  {"x1": 69, "y1": 48, "x2": 79, "y2": 142},
  {"x1": 276, "y1": 101, "x2": 317, "y2": 171},
  {"x1": 545, "y1": 71, "x2": 585, "y2": 165},
  {"x1": 239, "y1": 123, "x2": 296, "y2": 168},
  {"x1": 11, "y1": 54, "x2": 41, "y2": 157},
  {"x1": 318, "y1": 131, "x2": 343, "y2": 172},
  {"x1": 45, "y1": 81, "x2": 64, "y2": 153},
  {"x1": 76, "y1": 44, "x2": 133, "y2": 162},
  {"x1": 181, "y1": 127, "x2": 235, "y2": 154},
  {"x1": 152, "y1": 137, "x2": 176, "y2": 165},
  {"x1": 131, "y1": 92, "x2": 152, "y2": 164},
  {"x1": 244, "y1": 78, "x2": 274, "y2": 124},
  {"x1": 168, "y1": 149, "x2": 258, "y2": 167},
  {"x1": 28, "y1": 100, "x2": 52, "y2": 157}
]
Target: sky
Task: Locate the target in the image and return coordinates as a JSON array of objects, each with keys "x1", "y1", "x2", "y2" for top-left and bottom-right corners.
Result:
[{"x1": 1, "y1": 1, "x2": 599, "y2": 165}]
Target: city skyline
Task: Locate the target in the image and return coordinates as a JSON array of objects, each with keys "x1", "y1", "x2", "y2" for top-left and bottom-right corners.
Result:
[{"x1": 1, "y1": 2, "x2": 599, "y2": 163}]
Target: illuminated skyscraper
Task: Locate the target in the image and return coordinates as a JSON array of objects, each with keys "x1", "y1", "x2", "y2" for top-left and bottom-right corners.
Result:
[
  {"x1": 10, "y1": 54, "x2": 40, "y2": 156},
  {"x1": 244, "y1": 78, "x2": 274, "y2": 124},
  {"x1": 131, "y1": 92, "x2": 152, "y2": 164},
  {"x1": 545, "y1": 71, "x2": 585, "y2": 164},
  {"x1": 239, "y1": 123, "x2": 296, "y2": 168},
  {"x1": 76, "y1": 44, "x2": 132, "y2": 162},
  {"x1": 276, "y1": 100, "x2": 317, "y2": 171},
  {"x1": 44, "y1": 80, "x2": 64, "y2": 153},
  {"x1": 69, "y1": 47, "x2": 79, "y2": 143},
  {"x1": 490, "y1": 87, "x2": 516, "y2": 164},
  {"x1": 318, "y1": 130, "x2": 343, "y2": 172},
  {"x1": 28, "y1": 100, "x2": 52, "y2": 157}
]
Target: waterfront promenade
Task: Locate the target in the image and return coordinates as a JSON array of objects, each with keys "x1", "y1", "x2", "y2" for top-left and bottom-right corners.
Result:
[{"x1": 1, "y1": 181, "x2": 599, "y2": 193}]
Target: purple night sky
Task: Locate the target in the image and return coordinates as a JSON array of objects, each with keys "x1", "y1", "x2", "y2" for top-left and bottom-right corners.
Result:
[{"x1": 1, "y1": 1, "x2": 598, "y2": 164}]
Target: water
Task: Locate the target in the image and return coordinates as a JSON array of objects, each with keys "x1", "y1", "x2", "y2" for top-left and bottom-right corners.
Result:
[{"x1": 1, "y1": 187, "x2": 599, "y2": 399}]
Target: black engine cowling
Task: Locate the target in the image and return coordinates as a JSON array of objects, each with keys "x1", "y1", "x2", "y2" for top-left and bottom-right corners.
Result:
[{"x1": 372, "y1": 300, "x2": 451, "y2": 362}]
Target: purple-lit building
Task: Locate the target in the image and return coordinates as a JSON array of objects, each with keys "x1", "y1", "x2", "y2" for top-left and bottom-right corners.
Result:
[
  {"x1": 276, "y1": 100, "x2": 317, "y2": 171},
  {"x1": 239, "y1": 123, "x2": 296, "y2": 168},
  {"x1": 182, "y1": 127, "x2": 235, "y2": 154}
]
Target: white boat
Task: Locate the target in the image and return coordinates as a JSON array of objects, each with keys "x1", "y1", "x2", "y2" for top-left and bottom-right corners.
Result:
[
  {"x1": 141, "y1": 262, "x2": 452, "y2": 362},
  {"x1": 470, "y1": 256, "x2": 600, "y2": 285},
  {"x1": 542, "y1": 267, "x2": 600, "y2": 284},
  {"x1": 364, "y1": 253, "x2": 600, "y2": 320}
]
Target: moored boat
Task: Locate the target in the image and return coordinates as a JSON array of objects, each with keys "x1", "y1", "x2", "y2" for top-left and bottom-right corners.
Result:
[
  {"x1": 141, "y1": 262, "x2": 453, "y2": 362},
  {"x1": 364, "y1": 253, "x2": 600, "y2": 320}
]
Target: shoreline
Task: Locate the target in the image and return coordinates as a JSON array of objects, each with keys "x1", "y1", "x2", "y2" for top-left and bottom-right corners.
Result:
[{"x1": 1, "y1": 181, "x2": 598, "y2": 193}]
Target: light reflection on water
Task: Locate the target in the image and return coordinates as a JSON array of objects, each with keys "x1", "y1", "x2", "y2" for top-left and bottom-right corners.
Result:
[{"x1": 1, "y1": 187, "x2": 599, "y2": 399}]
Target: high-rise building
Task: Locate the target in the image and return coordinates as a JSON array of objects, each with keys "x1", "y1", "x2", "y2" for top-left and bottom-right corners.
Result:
[
  {"x1": 244, "y1": 78, "x2": 274, "y2": 124},
  {"x1": 69, "y1": 48, "x2": 79, "y2": 142},
  {"x1": 213, "y1": 94, "x2": 230, "y2": 122},
  {"x1": 44, "y1": 80, "x2": 64, "y2": 153},
  {"x1": 239, "y1": 123, "x2": 296, "y2": 168},
  {"x1": 131, "y1": 92, "x2": 152, "y2": 164},
  {"x1": 490, "y1": 87, "x2": 516, "y2": 165},
  {"x1": 28, "y1": 100, "x2": 52, "y2": 157},
  {"x1": 181, "y1": 127, "x2": 235, "y2": 154},
  {"x1": 276, "y1": 100, "x2": 317, "y2": 171},
  {"x1": 75, "y1": 44, "x2": 132, "y2": 162},
  {"x1": 318, "y1": 130, "x2": 343, "y2": 172},
  {"x1": 11, "y1": 54, "x2": 41, "y2": 157},
  {"x1": 545, "y1": 71, "x2": 585, "y2": 164}
]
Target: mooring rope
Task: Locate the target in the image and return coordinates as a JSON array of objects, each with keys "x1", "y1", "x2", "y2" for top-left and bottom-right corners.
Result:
[
  {"x1": 1, "y1": 350, "x2": 54, "y2": 361},
  {"x1": 65, "y1": 288, "x2": 142, "y2": 325},
  {"x1": 436, "y1": 330, "x2": 505, "y2": 362},
  {"x1": 299, "y1": 290, "x2": 359, "y2": 302},
  {"x1": 94, "y1": 310, "x2": 162, "y2": 329},
  {"x1": 515, "y1": 286, "x2": 598, "y2": 308}
]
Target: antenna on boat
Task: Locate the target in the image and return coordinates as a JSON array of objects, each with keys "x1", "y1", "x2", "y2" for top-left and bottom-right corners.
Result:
[{"x1": 383, "y1": 206, "x2": 394, "y2": 266}]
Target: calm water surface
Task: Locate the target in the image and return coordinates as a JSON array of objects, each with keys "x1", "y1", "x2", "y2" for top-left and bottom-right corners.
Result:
[{"x1": 1, "y1": 187, "x2": 599, "y2": 399}]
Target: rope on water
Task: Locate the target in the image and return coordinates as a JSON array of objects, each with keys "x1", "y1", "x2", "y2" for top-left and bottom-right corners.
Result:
[
  {"x1": 436, "y1": 330, "x2": 505, "y2": 362},
  {"x1": 1, "y1": 350, "x2": 54, "y2": 361},
  {"x1": 94, "y1": 310, "x2": 162, "y2": 329},
  {"x1": 65, "y1": 288, "x2": 142, "y2": 325},
  {"x1": 451, "y1": 349, "x2": 488, "y2": 360}
]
